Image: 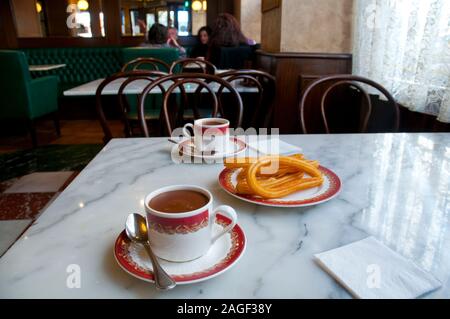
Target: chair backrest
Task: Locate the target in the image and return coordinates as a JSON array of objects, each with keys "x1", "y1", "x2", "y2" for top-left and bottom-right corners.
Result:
[
  {"x1": 117, "y1": 70, "x2": 168, "y2": 137},
  {"x1": 299, "y1": 75, "x2": 400, "y2": 134},
  {"x1": 122, "y1": 47, "x2": 179, "y2": 72},
  {"x1": 138, "y1": 73, "x2": 243, "y2": 136},
  {"x1": 118, "y1": 71, "x2": 168, "y2": 137},
  {"x1": 169, "y1": 58, "x2": 217, "y2": 75},
  {"x1": 0, "y1": 50, "x2": 32, "y2": 119},
  {"x1": 219, "y1": 69, "x2": 276, "y2": 128},
  {"x1": 209, "y1": 45, "x2": 253, "y2": 69},
  {"x1": 121, "y1": 57, "x2": 171, "y2": 72},
  {"x1": 96, "y1": 70, "x2": 166, "y2": 143}
]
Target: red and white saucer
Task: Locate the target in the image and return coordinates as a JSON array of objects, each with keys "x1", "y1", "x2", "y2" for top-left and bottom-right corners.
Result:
[
  {"x1": 219, "y1": 166, "x2": 342, "y2": 208},
  {"x1": 114, "y1": 214, "x2": 246, "y2": 285}
]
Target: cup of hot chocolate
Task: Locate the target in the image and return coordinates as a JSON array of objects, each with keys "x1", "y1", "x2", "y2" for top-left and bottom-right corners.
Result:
[
  {"x1": 144, "y1": 185, "x2": 237, "y2": 262},
  {"x1": 182, "y1": 118, "x2": 230, "y2": 154}
]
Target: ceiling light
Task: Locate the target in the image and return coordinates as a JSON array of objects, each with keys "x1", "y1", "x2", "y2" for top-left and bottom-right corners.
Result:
[{"x1": 77, "y1": 0, "x2": 89, "y2": 11}]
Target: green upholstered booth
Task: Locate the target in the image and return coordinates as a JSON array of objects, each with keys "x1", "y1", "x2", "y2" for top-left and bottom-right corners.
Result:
[
  {"x1": 23, "y1": 47, "x2": 123, "y2": 92},
  {"x1": 209, "y1": 45, "x2": 254, "y2": 69},
  {"x1": 23, "y1": 47, "x2": 181, "y2": 91},
  {"x1": 0, "y1": 50, "x2": 60, "y2": 147},
  {"x1": 122, "y1": 47, "x2": 180, "y2": 72}
]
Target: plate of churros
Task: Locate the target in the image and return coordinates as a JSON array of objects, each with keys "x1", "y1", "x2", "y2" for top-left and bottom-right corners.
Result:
[{"x1": 219, "y1": 154, "x2": 342, "y2": 207}]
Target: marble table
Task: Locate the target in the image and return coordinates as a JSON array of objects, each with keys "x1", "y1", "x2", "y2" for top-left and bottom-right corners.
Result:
[
  {"x1": 63, "y1": 77, "x2": 258, "y2": 96},
  {"x1": 181, "y1": 62, "x2": 230, "y2": 74},
  {"x1": 29, "y1": 64, "x2": 66, "y2": 72},
  {"x1": 0, "y1": 133, "x2": 449, "y2": 299}
]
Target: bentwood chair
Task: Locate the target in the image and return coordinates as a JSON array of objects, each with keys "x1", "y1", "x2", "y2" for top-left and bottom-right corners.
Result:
[
  {"x1": 299, "y1": 75, "x2": 400, "y2": 134},
  {"x1": 138, "y1": 73, "x2": 243, "y2": 136},
  {"x1": 96, "y1": 70, "x2": 166, "y2": 143},
  {"x1": 117, "y1": 70, "x2": 168, "y2": 137},
  {"x1": 219, "y1": 70, "x2": 276, "y2": 128},
  {"x1": 121, "y1": 57, "x2": 171, "y2": 73},
  {"x1": 0, "y1": 50, "x2": 60, "y2": 148},
  {"x1": 169, "y1": 58, "x2": 217, "y2": 75}
]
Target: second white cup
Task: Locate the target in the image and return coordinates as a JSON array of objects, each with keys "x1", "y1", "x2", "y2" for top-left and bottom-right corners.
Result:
[{"x1": 182, "y1": 118, "x2": 230, "y2": 154}]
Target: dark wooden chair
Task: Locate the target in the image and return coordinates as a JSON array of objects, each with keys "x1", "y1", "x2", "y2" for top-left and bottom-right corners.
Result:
[
  {"x1": 169, "y1": 58, "x2": 217, "y2": 75},
  {"x1": 121, "y1": 57, "x2": 171, "y2": 72},
  {"x1": 219, "y1": 69, "x2": 276, "y2": 129},
  {"x1": 299, "y1": 75, "x2": 400, "y2": 134},
  {"x1": 117, "y1": 70, "x2": 168, "y2": 137},
  {"x1": 138, "y1": 73, "x2": 243, "y2": 136},
  {"x1": 96, "y1": 70, "x2": 166, "y2": 143}
]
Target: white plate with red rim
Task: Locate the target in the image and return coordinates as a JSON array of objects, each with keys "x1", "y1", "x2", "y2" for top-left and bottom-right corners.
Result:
[
  {"x1": 114, "y1": 214, "x2": 246, "y2": 285},
  {"x1": 177, "y1": 137, "x2": 247, "y2": 160},
  {"x1": 218, "y1": 166, "x2": 342, "y2": 208}
]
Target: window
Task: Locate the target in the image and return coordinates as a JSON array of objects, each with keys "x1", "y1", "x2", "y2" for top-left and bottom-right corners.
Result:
[
  {"x1": 169, "y1": 10, "x2": 175, "y2": 28},
  {"x1": 158, "y1": 10, "x2": 168, "y2": 27},
  {"x1": 130, "y1": 10, "x2": 141, "y2": 36},
  {"x1": 146, "y1": 13, "x2": 155, "y2": 29},
  {"x1": 177, "y1": 10, "x2": 189, "y2": 36},
  {"x1": 353, "y1": 0, "x2": 450, "y2": 123}
]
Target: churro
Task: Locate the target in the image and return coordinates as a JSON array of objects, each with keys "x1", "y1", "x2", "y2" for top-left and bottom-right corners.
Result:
[{"x1": 226, "y1": 154, "x2": 324, "y2": 199}]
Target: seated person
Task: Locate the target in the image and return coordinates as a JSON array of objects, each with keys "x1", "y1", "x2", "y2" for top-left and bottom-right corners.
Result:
[
  {"x1": 207, "y1": 13, "x2": 253, "y2": 67},
  {"x1": 191, "y1": 26, "x2": 212, "y2": 59},
  {"x1": 141, "y1": 24, "x2": 186, "y2": 58},
  {"x1": 167, "y1": 27, "x2": 187, "y2": 58}
]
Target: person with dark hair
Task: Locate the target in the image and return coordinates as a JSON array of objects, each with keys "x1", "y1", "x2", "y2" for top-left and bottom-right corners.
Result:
[
  {"x1": 191, "y1": 26, "x2": 212, "y2": 58},
  {"x1": 147, "y1": 23, "x2": 168, "y2": 45},
  {"x1": 209, "y1": 13, "x2": 252, "y2": 48},
  {"x1": 141, "y1": 23, "x2": 186, "y2": 58},
  {"x1": 207, "y1": 13, "x2": 255, "y2": 68}
]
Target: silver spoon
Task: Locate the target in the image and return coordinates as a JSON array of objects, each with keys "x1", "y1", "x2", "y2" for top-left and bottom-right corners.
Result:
[
  {"x1": 168, "y1": 138, "x2": 217, "y2": 156},
  {"x1": 125, "y1": 213, "x2": 176, "y2": 290}
]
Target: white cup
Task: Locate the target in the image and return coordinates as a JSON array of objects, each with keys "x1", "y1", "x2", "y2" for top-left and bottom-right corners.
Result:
[
  {"x1": 144, "y1": 185, "x2": 237, "y2": 262},
  {"x1": 182, "y1": 118, "x2": 230, "y2": 154}
]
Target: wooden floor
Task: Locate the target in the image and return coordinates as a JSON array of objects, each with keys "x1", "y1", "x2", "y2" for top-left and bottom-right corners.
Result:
[{"x1": 0, "y1": 120, "x2": 125, "y2": 153}]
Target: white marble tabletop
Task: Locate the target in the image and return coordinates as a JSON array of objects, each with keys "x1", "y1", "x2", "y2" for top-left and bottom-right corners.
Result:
[
  {"x1": 1, "y1": 133, "x2": 449, "y2": 299},
  {"x1": 63, "y1": 77, "x2": 258, "y2": 96},
  {"x1": 29, "y1": 64, "x2": 67, "y2": 72},
  {"x1": 182, "y1": 63, "x2": 231, "y2": 74}
]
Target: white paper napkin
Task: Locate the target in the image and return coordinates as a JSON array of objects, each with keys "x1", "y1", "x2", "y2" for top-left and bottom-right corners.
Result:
[
  {"x1": 244, "y1": 136, "x2": 303, "y2": 156},
  {"x1": 314, "y1": 237, "x2": 442, "y2": 299}
]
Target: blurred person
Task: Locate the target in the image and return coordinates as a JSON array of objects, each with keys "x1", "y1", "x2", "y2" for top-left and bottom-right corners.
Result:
[
  {"x1": 141, "y1": 23, "x2": 186, "y2": 58},
  {"x1": 191, "y1": 26, "x2": 212, "y2": 58},
  {"x1": 167, "y1": 27, "x2": 187, "y2": 58},
  {"x1": 207, "y1": 13, "x2": 255, "y2": 67}
]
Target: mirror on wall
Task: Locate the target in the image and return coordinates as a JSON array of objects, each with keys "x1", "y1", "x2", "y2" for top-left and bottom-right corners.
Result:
[
  {"x1": 120, "y1": 0, "x2": 207, "y2": 37},
  {"x1": 12, "y1": 0, "x2": 106, "y2": 38}
]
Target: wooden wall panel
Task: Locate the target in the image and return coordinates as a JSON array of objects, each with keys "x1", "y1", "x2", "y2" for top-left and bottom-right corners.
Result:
[
  {"x1": 262, "y1": 0, "x2": 281, "y2": 12},
  {"x1": 0, "y1": 0, "x2": 19, "y2": 48},
  {"x1": 255, "y1": 51, "x2": 353, "y2": 133},
  {"x1": 207, "y1": 0, "x2": 235, "y2": 28},
  {"x1": 0, "y1": 0, "x2": 233, "y2": 49}
]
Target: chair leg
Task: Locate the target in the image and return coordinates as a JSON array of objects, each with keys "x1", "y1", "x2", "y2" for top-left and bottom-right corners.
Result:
[
  {"x1": 28, "y1": 119, "x2": 38, "y2": 148},
  {"x1": 53, "y1": 111, "x2": 61, "y2": 137}
]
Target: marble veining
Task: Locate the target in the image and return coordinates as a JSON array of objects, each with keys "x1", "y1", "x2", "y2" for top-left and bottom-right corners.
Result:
[{"x1": 0, "y1": 133, "x2": 449, "y2": 298}]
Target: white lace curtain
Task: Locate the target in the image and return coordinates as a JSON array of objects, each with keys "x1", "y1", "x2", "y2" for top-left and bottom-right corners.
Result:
[{"x1": 352, "y1": 0, "x2": 450, "y2": 123}]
